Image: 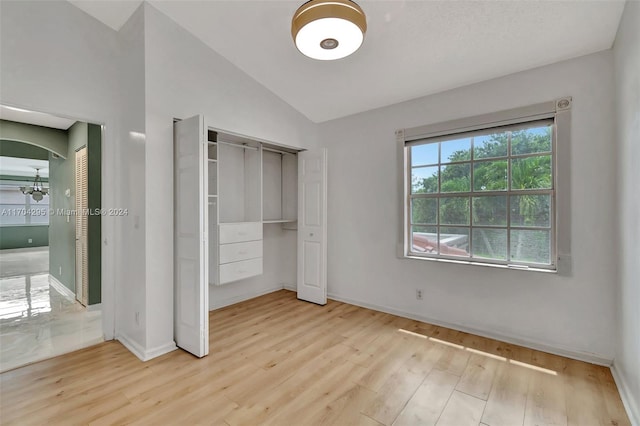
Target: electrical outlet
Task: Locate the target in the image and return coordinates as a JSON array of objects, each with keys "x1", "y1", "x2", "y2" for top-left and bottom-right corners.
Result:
[
  {"x1": 28, "y1": 238, "x2": 33, "y2": 243},
  {"x1": 59, "y1": 266, "x2": 62, "y2": 275},
  {"x1": 416, "y1": 289, "x2": 423, "y2": 300}
]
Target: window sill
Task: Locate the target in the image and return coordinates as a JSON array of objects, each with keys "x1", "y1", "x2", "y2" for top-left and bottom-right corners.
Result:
[
  {"x1": 0, "y1": 224, "x2": 50, "y2": 228},
  {"x1": 403, "y1": 254, "x2": 557, "y2": 274}
]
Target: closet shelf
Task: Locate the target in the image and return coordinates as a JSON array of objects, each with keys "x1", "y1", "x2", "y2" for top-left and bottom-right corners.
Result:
[{"x1": 263, "y1": 219, "x2": 297, "y2": 224}]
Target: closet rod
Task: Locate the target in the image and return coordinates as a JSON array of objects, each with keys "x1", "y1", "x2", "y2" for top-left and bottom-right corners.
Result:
[
  {"x1": 217, "y1": 139, "x2": 259, "y2": 151},
  {"x1": 263, "y1": 147, "x2": 297, "y2": 156}
]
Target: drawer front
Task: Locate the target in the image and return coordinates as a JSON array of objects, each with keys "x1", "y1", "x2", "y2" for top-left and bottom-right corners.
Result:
[
  {"x1": 219, "y1": 258, "x2": 263, "y2": 284},
  {"x1": 219, "y1": 222, "x2": 263, "y2": 244},
  {"x1": 219, "y1": 240, "x2": 263, "y2": 264}
]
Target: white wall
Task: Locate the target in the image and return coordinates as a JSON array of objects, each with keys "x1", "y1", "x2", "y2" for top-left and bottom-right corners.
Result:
[
  {"x1": 319, "y1": 51, "x2": 617, "y2": 363},
  {"x1": 0, "y1": 0, "x2": 124, "y2": 340},
  {"x1": 142, "y1": 4, "x2": 317, "y2": 351},
  {"x1": 613, "y1": 1, "x2": 640, "y2": 423},
  {"x1": 114, "y1": 5, "x2": 149, "y2": 356}
]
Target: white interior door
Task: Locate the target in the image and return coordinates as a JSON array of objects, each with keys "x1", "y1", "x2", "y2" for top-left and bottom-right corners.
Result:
[
  {"x1": 75, "y1": 147, "x2": 88, "y2": 306},
  {"x1": 174, "y1": 115, "x2": 209, "y2": 357},
  {"x1": 297, "y1": 148, "x2": 327, "y2": 305}
]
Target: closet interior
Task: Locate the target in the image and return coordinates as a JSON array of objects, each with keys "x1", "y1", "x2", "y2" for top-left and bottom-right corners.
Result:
[
  {"x1": 174, "y1": 114, "x2": 326, "y2": 358},
  {"x1": 208, "y1": 130, "x2": 299, "y2": 285}
]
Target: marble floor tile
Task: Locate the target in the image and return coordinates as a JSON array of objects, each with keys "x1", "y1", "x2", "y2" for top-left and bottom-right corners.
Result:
[
  {"x1": 0, "y1": 248, "x2": 103, "y2": 372},
  {"x1": 0, "y1": 246, "x2": 49, "y2": 278}
]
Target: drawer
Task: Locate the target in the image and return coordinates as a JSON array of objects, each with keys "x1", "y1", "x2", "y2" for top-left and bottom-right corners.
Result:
[
  {"x1": 219, "y1": 222, "x2": 262, "y2": 244},
  {"x1": 219, "y1": 240, "x2": 262, "y2": 264},
  {"x1": 219, "y1": 257, "x2": 263, "y2": 284}
]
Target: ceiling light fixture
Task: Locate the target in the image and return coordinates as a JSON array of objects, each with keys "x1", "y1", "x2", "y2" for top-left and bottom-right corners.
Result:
[
  {"x1": 20, "y1": 168, "x2": 49, "y2": 202},
  {"x1": 291, "y1": 0, "x2": 367, "y2": 61}
]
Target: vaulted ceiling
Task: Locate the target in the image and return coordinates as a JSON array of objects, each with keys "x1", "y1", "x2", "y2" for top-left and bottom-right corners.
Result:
[{"x1": 69, "y1": 0, "x2": 626, "y2": 123}]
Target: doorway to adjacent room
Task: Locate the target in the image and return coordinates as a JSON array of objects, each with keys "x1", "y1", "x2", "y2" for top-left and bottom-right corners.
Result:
[{"x1": 0, "y1": 105, "x2": 103, "y2": 371}]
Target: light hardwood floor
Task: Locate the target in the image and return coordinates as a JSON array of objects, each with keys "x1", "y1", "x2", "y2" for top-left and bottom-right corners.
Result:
[{"x1": 0, "y1": 290, "x2": 630, "y2": 426}]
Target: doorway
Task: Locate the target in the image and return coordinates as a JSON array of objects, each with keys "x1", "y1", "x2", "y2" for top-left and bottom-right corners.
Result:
[{"x1": 0, "y1": 106, "x2": 103, "y2": 371}]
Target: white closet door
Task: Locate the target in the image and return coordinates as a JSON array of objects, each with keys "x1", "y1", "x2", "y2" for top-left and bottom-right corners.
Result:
[
  {"x1": 297, "y1": 148, "x2": 327, "y2": 305},
  {"x1": 174, "y1": 115, "x2": 209, "y2": 357}
]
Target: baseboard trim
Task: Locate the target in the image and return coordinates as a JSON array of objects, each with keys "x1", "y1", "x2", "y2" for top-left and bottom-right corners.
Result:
[
  {"x1": 283, "y1": 284, "x2": 296, "y2": 292},
  {"x1": 209, "y1": 285, "x2": 286, "y2": 310},
  {"x1": 327, "y1": 291, "x2": 613, "y2": 366},
  {"x1": 116, "y1": 333, "x2": 146, "y2": 361},
  {"x1": 611, "y1": 362, "x2": 640, "y2": 426},
  {"x1": 87, "y1": 303, "x2": 102, "y2": 312},
  {"x1": 145, "y1": 341, "x2": 178, "y2": 360},
  {"x1": 49, "y1": 274, "x2": 76, "y2": 301},
  {"x1": 116, "y1": 333, "x2": 177, "y2": 362}
]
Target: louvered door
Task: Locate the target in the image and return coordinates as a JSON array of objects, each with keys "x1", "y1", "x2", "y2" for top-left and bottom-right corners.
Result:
[{"x1": 75, "y1": 147, "x2": 89, "y2": 306}]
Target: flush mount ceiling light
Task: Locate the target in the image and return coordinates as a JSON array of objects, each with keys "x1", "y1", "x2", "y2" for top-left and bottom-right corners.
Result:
[{"x1": 291, "y1": 0, "x2": 367, "y2": 61}]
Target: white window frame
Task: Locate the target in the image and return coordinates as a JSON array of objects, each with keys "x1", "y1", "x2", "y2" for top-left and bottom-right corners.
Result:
[
  {"x1": 397, "y1": 98, "x2": 572, "y2": 273},
  {"x1": 0, "y1": 184, "x2": 50, "y2": 226}
]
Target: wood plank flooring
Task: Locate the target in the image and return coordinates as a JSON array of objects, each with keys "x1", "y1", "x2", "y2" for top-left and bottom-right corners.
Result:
[{"x1": 0, "y1": 290, "x2": 630, "y2": 426}]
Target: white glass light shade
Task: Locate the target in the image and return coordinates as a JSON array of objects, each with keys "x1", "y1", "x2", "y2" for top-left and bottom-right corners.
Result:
[
  {"x1": 291, "y1": 0, "x2": 367, "y2": 61},
  {"x1": 295, "y1": 17, "x2": 364, "y2": 60}
]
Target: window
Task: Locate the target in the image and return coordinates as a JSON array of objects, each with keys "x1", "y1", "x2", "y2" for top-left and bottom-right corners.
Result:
[
  {"x1": 0, "y1": 186, "x2": 50, "y2": 226},
  {"x1": 399, "y1": 98, "x2": 571, "y2": 270}
]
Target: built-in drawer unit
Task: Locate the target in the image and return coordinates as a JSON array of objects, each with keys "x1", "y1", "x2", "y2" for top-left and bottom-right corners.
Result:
[
  {"x1": 217, "y1": 222, "x2": 263, "y2": 284},
  {"x1": 219, "y1": 222, "x2": 263, "y2": 244},
  {"x1": 219, "y1": 257, "x2": 263, "y2": 284},
  {"x1": 219, "y1": 240, "x2": 263, "y2": 264}
]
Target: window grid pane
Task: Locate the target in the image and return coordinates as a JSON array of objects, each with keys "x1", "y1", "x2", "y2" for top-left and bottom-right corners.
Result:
[
  {"x1": 411, "y1": 166, "x2": 438, "y2": 194},
  {"x1": 441, "y1": 163, "x2": 471, "y2": 193}
]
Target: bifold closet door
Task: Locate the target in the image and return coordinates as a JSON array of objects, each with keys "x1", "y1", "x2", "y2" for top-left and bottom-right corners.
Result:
[
  {"x1": 174, "y1": 115, "x2": 209, "y2": 358},
  {"x1": 297, "y1": 148, "x2": 328, "y2": 305},
  {"x1": 75, "y1": 147, "x2": 88, "y2": 306}
]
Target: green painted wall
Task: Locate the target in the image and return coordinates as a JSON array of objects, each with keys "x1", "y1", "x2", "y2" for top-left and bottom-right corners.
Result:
[
  {"x1": 0, "y1": 120, "x2": 68, "y2": 158},
  {"x1": 48, "y1": 122, "x2": 101, "y2": 305},
  {"x1": 0, "y1": 139, "x2": 49, "y2": 160},
  {"x1": 0, "y1": 140, "x2": 50, "y2": 250},
  {"x1": 87, "y1": 123, "x2": 101, "y2": 305},
  {"x1": 49, "y1": 123, "x2": 83, "y2": 294},
  {"x1": 0, "y1": 226, "x2": 49, "y2": 249}
]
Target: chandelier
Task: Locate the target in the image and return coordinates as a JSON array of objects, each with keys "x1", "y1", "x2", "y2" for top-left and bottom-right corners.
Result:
[{"x1": 20, "y1": 168, "x2": 49, "y2": 202}]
